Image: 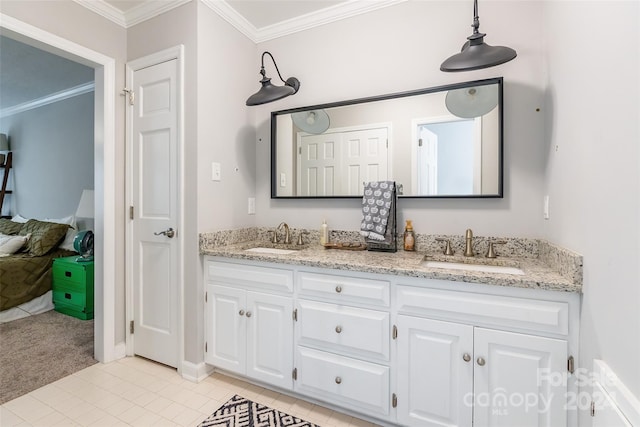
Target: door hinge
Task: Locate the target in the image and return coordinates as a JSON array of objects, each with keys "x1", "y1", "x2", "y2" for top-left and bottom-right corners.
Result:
[
  {"x1": 293, "y1": 308, "x2": 298, "y2": 321},
  {"x1": 298, "y1": 147, "x2": 301, "y2": 155},
  {"x1": 292, "y1": 368, "x2": 297, "y2": 380},
  {"x1": 205, "y1": 342, "x2": 208, "y2": 353},
  {"x1": 392, "y1": 393, "x2": 397, "y2": 408},
  {"x1": 590, "y1": 400, "x2": 595, "y2": 417},
  {"x1": 392, "y1": 325, "x2": 398, "y2": 340},
  {"x1": 130, "y1": 320, "x2": 134, "y2": 334},
  {"x1": 123, "y1": 88, "x2": 135, "y2": 105},
  {"x1": 418, "y1": 138, "x2": 423, "y2": 147},
  {"x1": 129, "y1": 206, "x2": 134, "y2": 220},
  {"x1": 205, "y1": 291, "x2": 208, "y2": 303},
  {"x1": 568, "y1": 355, "x2": 575, "y2": 374}
]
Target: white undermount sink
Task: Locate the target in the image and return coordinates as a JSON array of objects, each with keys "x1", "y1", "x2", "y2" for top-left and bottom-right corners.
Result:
[
  {"x1": 244, "y1": 247, "x2": 298, "y2": 255},
  {"x1": 422, "y1": 260, "x2": 525, "y2": 275}
]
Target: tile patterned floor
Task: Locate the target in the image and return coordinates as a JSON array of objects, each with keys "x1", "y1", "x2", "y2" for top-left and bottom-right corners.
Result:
[{"x1": 0, "y1": 356, "x2": 379, "y2": 427}]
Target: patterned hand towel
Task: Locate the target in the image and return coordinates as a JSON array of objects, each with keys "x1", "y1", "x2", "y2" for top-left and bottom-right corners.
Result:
[{"x1": 360, "y1": 181, "x2": 396, "y2": 241}]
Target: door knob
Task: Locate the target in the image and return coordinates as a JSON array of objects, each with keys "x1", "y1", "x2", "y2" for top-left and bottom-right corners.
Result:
[{"x1": 154, "y1": 227, "x2": 175, "y2": 238}]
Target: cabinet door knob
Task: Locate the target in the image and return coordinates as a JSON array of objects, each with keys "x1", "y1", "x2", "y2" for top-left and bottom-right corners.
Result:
[
  {"x1": 335, "y1": 376, "x2": 342, "y2": 384},
  {"x1": 477, "y1": 357, "x2": 486, "y2": 366},
  {"x1": 239, "y1": 310, "x2": 245, "y2": 316},
  {"x1": 335, "y1": 285, "x2": 342, "y2": 293},
  {"x1": 335, "y1": 326, "x2": 342, "y2": 333},
  {"x1": 246, "y1": 311, "x2": 252, "y2": 318},
  {"x1": 463, "y1": 353, "x2": 471, "y2": 362}
]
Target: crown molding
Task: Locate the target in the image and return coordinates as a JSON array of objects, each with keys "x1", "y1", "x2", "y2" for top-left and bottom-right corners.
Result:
[
  {"x1": 0, "y1": 82, "x2": 95, "y2": 118},
  {"x1": 74, "y1": 0, "x2": 406, "y2": 40},
  {"x1": 252, "y1": 0, "x2": 407, "y2": 43},
  {"x1": 194, "y1": 0, "x2": 408, "y2": 43},
  {"x1": 73, "y1": 0, "x2": 190, "y2": 28}
]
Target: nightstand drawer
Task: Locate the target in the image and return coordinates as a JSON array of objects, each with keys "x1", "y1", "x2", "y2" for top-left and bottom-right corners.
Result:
[
  {"x1": 52, "y1": 262, "x2": 90, "y2": 286},
  {"x1": 53, "y1": 284, "x2": 90, "y2": 310}
]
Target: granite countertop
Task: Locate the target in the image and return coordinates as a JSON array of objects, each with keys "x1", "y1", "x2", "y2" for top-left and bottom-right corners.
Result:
[{"x1": 200, "y1": 230, "x2": 582, "y2": 293}]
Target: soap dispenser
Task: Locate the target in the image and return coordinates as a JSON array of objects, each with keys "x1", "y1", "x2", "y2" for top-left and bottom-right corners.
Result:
[
  {"x1": 403, "y1": 220, "x2": 415, "y2": 251},
  {"x1": 320, "y1": 220, "x2": 329, "y2": 245}
]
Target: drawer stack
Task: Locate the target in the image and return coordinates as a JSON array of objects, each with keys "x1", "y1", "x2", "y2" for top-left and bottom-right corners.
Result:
[
  {"x1": 294, "y1": 270, "x2": 391, "y2": 419},
  {"x1": 52, "y1": 256, "x2": 94, "y2": 320}
]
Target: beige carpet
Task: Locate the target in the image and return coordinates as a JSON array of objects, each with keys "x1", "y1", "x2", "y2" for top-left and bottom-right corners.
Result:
[{"x1": 0, "y1": 309, "x2": 96, "y2": 404}]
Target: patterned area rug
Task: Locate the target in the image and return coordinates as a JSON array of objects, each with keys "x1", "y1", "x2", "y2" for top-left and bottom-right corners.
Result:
[{"x1": 199, "y1": 395, "x2": 320, "y2": 427}]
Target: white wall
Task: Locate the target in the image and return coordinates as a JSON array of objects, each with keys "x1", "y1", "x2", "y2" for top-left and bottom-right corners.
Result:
[
  {"x1": 0, "y1": 93, "x2": 94, "y2": 219},
  {"x1": 542, "y1": 0, "x2": 640, "y2": 420},
  {"x1": 253, "y1": 1, "x2": 547, "y2": 238}
]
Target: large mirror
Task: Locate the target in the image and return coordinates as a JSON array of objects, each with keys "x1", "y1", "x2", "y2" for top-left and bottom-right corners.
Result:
[{"x1": 271, "y1": 77, "x2": 503, "y2": 198}]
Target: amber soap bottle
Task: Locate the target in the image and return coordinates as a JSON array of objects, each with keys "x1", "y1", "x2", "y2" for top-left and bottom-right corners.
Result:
[{"x1": 403, "y1": 220, "x2": 415, "y2": 251}]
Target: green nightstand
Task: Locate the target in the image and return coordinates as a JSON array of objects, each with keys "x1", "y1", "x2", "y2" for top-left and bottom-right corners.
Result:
[{"x1": 52, "y1": 256, "x2": 94, "y2": 320}]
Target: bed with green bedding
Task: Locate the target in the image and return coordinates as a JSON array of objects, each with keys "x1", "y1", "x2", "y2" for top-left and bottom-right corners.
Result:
[{"x1": 0, "y1": 218, "x2": 76, "y2": 312}]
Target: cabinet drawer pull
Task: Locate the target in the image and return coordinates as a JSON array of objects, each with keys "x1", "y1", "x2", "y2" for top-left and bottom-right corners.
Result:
[
  {"x1": 246, "y1": 311, "x2": 252, "y2": 318},
  {"x1": 463, "y1": 353, "x2": 471, "y2": 362},
  {"x1": 65, "y1": 271, "x2": 72, "y2": 277},
  {"x1": 335, "y1": 285, "x2": 342, "y2": 293},
  {"x1": 335, "y1": 326, "x2": 342, "y2": 333},
  {"x1": 335, "y1": 376, "x2": 342, "y2": 384},
  {"x1": 65, "y1": 293, "x2": 72, "y2": 299},
  {"x1": 239, "y1": 310, "x2": 245, "y2": 316},
  {"x1": 477, "y1": 357, "x2": 486, "y2": 366}
]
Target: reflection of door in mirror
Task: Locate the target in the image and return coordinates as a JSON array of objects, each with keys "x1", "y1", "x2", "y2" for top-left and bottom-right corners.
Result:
[
  {"x1": 296, "y1": 125, "x2": 390, "y2": 196},
  {"x1": 412, "y1": 112, "x2": 498, "y2": 196}
]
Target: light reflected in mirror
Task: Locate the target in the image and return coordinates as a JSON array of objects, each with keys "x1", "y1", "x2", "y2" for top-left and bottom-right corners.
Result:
[{"x1": 271, "y1": 78, "x2": 503, "y2": 198}]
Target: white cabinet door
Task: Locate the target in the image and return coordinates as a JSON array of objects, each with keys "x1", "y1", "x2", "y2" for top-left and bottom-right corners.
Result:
[
  {"x1": 206, "y1": 284, "x2": 246, "y2": 374},
  {"x1": 473, "y1": 328, "x2": 568, "y2": 427},
  {"x1": 246, "y1": 291, "x2": 293, "y2": 390},
  {"x1": 396, "y1": 315, "x2": 473, "y2": 427}
]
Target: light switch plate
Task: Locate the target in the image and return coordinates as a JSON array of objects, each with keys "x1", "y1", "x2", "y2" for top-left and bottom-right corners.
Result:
[
  {"x1": 543, "y1": 195, "x2": 550, "y2": 219},
  {"x1": 248, "y1": 197, "x2": 256, "y2": 215},
  {"x1": 212, "y1": 162, "x2": 221, "y2": 181}
]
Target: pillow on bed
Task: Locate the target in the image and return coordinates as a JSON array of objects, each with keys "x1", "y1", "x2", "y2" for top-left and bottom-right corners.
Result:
[
  {"x1": 11, "y1": 214, "x2": 29, "y2": 223},
  {"x1": 44, "y1": 215, "x2": 77, "y2": 252},
  {"x1": 0, "y1": 218, "x2": 23, "y2": 235},
  {"x1": 0, "y1": 233, "x2": 30, "y2": 257},
  {"x1": 18, "y1": 219, "x2": 70, "y2": 256}
]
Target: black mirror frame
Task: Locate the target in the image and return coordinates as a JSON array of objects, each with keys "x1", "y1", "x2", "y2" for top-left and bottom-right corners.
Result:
[{"x1": 270, "y1": 77, "x2": 503, "y2": 199}]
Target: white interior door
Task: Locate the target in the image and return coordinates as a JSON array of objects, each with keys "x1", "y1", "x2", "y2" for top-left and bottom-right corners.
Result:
[
  {"x1": 297, "y1": 126, "x2": 389, "y2": 196},
  {"x1": 297, "y1": 133, "x2": 339, "y2": 196},
  {"x1": 129, "y1": 57, "x2": 180, "y2": 368},
  {"x1": 339, "y1": 128, "x2": 389, "y2": 194},
  {"x1": 417, "y1": 127, "x2": 438, "y2": 195}
]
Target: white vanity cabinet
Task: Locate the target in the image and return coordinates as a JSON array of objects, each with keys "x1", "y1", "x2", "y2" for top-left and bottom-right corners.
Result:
[
  {"x1": 204, "y1": 259, "x2": 294, "y2": 390},
  {"x1": 395, "y1": 283, "x2": 575, "y2": 427},
  {"x1": 294, "y1": 270, "x2": 392, "y2": 419}
]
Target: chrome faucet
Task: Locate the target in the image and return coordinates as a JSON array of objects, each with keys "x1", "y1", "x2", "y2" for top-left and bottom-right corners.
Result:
[
  {"x1": 277, "y1": 222, "x2": 291, "y2": 244},
  {"x1": 464, "y1": 229, "x2": 475, "y2": 257}
]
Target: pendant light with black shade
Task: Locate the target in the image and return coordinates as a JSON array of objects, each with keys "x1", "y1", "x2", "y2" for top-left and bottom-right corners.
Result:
[
  {"x1": 440, "y1": 0, "x2": 516, "y2": 72},
  {"x1": 246, "y1": 51, "x2": 300, "y2": 106}
]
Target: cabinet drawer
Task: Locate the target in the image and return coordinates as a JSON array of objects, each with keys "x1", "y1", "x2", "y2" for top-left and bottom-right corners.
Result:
[
  {"x1": 53, "y1": 263, "x2": 89, "y2": 287},
  {"x1": 297, "y1": 299, "x2": 389, "y2": 361},
  {"x1": 206, "y1": 260, "x2": 293, "y2": 293},
  {"x1": 295, "y1": 346, "x2": 389, "y2": 417},
  {"x1": 396, "y1": 285, "x2": 570, "y2": 336},
  {"x1": 53, "y1": 285, "x2": 88, "y2": 310},
  {"x1": 298, "y1": 271, "x2": 389, "y2": 307}
]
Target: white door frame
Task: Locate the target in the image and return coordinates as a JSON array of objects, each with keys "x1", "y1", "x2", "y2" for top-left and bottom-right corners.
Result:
[
  {"x1": 125, "y1": 46, "x2": 185, "y2": 371},
  {"x1": 0, "y1": 14, "x2": 118, "y2": 362}
]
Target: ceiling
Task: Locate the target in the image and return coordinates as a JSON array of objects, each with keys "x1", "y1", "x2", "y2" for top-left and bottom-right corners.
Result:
[{"x1": 0, "y1": 0, "x2": 403, "y2": 113}]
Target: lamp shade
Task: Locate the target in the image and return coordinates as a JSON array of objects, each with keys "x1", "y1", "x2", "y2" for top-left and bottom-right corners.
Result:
[
  {"x1": 292, "y1": 110, "x2": 330, "y2": 134},
  {"x1": 445, "y1": 85, "x2": 498, "y2": 118},
  {"x1": 440, "y1": 0, "x2": 516, "y2": 72},
  {"x1": 0, "y1": 134, "x2": 8, "y2": 151},
  {"x1": 75, "y1": 189, "x2": 94, "y2": 218},
  {"x1": 246, "y1": 52, "x2": 300, "y2": 106}
]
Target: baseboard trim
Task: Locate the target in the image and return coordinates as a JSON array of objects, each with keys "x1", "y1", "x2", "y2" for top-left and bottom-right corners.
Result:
[
  {"x1": 181, "y1": 360, "x2": 213, "y2": 382},
  {"x1": 593, "y1": 359, "x2": 640, "y2": 426}
]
